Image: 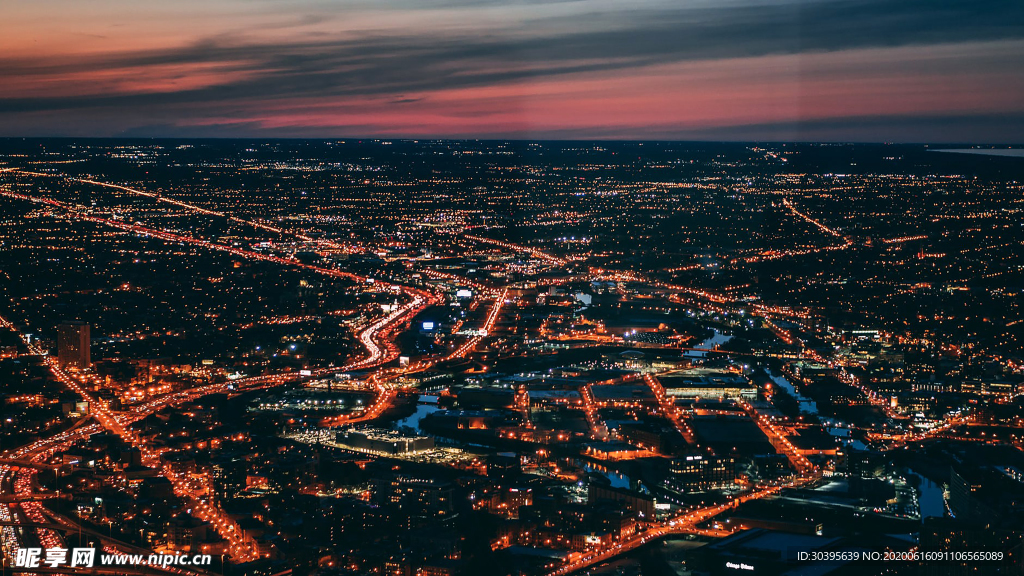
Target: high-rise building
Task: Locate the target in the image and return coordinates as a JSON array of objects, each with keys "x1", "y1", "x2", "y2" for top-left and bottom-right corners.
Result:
[
  {"x1": 376, "y1": 475, "x2": 454, "y2": 519},
  {"x1": 57, "y1": 321, "x2": 90, "y2": 368},
  {"x1": 664, "y1": 453, "x2": 737, "y2": 493}
]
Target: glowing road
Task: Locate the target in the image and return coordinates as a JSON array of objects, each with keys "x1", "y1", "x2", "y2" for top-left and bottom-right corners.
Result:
[{"x1": 0, "y1": 183, "x2": 438, "y2": 565}]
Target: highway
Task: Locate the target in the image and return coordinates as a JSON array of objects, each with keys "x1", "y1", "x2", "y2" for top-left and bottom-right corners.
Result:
[
  {"x1": 464, "y1": 234, "x2": 568, "y2": 267},
  {"x1": 0, "y1": 269, "x2": 431, "y2": 565},
  {"x1": 546, "y1": 476, "x2": 817, "y2": 576},
  {"x1": 6, "y1": 169, "x2": 360, "y2": 254},
  {"x1": 644, "y1": 373, "x2": 695, "y2": 443},
  {"x1": 0, "y1": 183, "x2": 439, "y2": 565},
  {"x1": 445, "y1": 289, "x2": 507, "y2": 360}
]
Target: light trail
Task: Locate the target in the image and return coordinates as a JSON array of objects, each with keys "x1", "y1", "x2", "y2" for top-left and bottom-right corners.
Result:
[
  {"x1": 42, "y1": 352, "x2": 258, "y2": 561},
  {"x1": 781, "y1": 198, "x2": 843, "y2": 238},
  {"x1": 464, "y1": 234, "x2": 568, "y2": 266},
  {"x1": 736, "y1": 399, "x2": 815, "y2": 474},
  {"x1": 4, "y1": 169, "x2": 360, "y2": 253},
  {"x1": 643, "y1": 374, "x2": 695, "y2": 443},
  {"x1": 0, "y1": 184, "x2": 443, "y2": 563},
  {"x1": 546, "y1": 477, "x2": 815, "y2": 576},
  {"x1": 734, "y1": 199, "x2": 853, "y2": 263},
  {"x1": 867, "y1": 413, "x2": 974, "y2": 449},
  {"x1": 578, "y1": 382, "x2": 609, "y2": 440},
  {"x1": 444, "y1": 289, "x2": 507, "y2": 360},
  {"x1": 319, "y1": 289, "x2": 506, "y2": 429},
  {"x1": 0, "y1": 190, "x2": 438, "y2": 349},
  {"x1": 0, "y1": 186, "x2": 439, "y2": 563},
  {"x1": 417, "y1": 267, "x2": 496, "y2": 294},
  {"x1": 0, "y1": 315, "x2": 260, "y2": 564}
]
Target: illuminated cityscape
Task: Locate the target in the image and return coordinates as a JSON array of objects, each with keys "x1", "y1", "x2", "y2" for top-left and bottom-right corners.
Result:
[
  {"x1": 0, "y1": 140, "x2": 1022, "y2": 576},
  {"x1": 1, "y1": 0, "x2": 1023, "y2": 573}
]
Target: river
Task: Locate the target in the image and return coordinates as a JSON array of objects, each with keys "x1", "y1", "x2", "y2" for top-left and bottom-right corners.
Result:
[
  {"x1": 684, "y1": 329, "x2": 733, "y2": 359},
  {"x1": 395, "y1": 395, "x2": 442, "y2": 434},
  {"x1": 767, "y1": 370, "x2": 819, "y2": 415},
  {"x1": 907, "y1": 470, "x2": 946, "y2": 519}
]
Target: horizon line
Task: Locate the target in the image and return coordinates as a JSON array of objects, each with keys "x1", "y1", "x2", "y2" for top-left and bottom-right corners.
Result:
[{"x1": 1, "y1": 136, "x2": 1023, "y2": 147}]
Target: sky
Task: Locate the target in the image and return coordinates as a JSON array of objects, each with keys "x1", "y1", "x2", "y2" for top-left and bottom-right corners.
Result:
[{"x1": 1, "y1": 0, "x2": 1023, "y2": 141}]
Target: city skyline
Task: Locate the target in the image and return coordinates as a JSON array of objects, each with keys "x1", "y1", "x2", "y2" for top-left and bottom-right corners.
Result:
[{"x1": 2, "y1": 0, "x2": 1024, "y2": 141}]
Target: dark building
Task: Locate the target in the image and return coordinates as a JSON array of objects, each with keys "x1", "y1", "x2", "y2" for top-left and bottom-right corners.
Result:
[
  {"x1": 588, "y1": 484, "x2": 656, "y2": 520},
  {"x1": 487, "y1": 452, "x2": 522, "y2": 479},
  {"x1": 845, "y1": 449, "x2": 886, "y2": 478},
  {"x1": 919, "y1": 518, "x2": 1024, "y2": 576},
  {"x1": 949, "y1": 465, "x2": 1024, "y2": 528},
  {"x1": 57, "y1": 321, "x2": 90, "y2": 368},
  {"x1": 518, "y1": 497, "x2": 639, "y2": 545},
  {"x1": 949, "y1": 466, "x2": 992, "y2": 524},
  {"x1": 692, "y1": 529, "x2": 890, "y2": 576},
  {"x1": 617, "y1": 420, "x2": 683, "y2": 454}
]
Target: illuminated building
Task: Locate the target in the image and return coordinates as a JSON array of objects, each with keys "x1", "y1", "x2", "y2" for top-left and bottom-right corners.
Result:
[
  {"x1": 582, "y1": 441, "x2": 652, "y2": 461},
  {"x1": 377, "y1": 475, "x2": 455, "y2": 519},
  {"x1": 664, "y1": 454, "x2": 737, "y2": 492},
  {"x1": 336, "y1": 428, "x2": 435, "y2": 454},
  {"x1": 658, "y1": 370, "x2": 756, "y2": 400}
]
